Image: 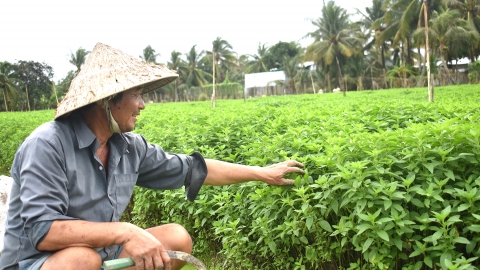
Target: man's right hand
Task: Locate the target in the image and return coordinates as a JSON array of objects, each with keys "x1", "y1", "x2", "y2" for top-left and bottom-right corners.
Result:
[{"x1": 120, "y1": 223, "x2": 171, "y2": 270}]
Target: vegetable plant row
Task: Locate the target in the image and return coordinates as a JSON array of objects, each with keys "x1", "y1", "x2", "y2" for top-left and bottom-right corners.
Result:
[{"x1": 1, "y1": 85, "x2": 479, "y2": 269}]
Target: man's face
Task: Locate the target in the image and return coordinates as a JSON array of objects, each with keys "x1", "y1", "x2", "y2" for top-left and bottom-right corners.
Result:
[{"x1": 109, "y1": 88, "x2": 145, "y2": 132}]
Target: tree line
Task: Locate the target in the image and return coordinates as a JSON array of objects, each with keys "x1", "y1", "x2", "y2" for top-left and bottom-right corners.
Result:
[{"x1": 2, "y1": 0, "x2": 480, "y2": 112}]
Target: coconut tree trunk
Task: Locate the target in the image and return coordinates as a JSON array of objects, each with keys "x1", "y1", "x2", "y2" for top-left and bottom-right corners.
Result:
[
  {"x1": 383, "y1": 68, "x2": 388, "y2": 89},
  {"x1": 327, "y1": 74, "x2": 331, "y2": 92},
  {"x1": 52, "y1": 82, "x2": 59, "y2": 105},
  {"x1": 243, "y1": 86, "x2": 246, "y2": 103},
  {"x1": 3, "y1": 90, "x2": 8, "y2": 112},
  {"x1": 174, "y1": 80, "x2": 178, "y2": 102},
  {"x1": 424, "y1": 0, "x2": 434, "y2": 102},
  {"x1": 211, "y1": 53, "x2": 216, "y2": 108},
  {"x1": 310, "y1": 70, "x2": 316, "y2": 94},
  {"x1": 417, "y1": 47, "x2": 424, "y2": 75},
  {"x1": 381, "y1": 45, "x2": 386, "y2": 69},
  {"x1": 440, "y1": 53, "x2": 451, "y2": 84},
  {"x1": 25, "y1": 86, "x2": 31, "y2": 111},
  {"x1": 335, "y1": 56, "x2": 346, "y2": 97}
]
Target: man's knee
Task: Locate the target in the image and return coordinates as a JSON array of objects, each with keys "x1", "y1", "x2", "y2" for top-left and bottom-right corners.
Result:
[
  {"x1": 147, "y1": 223, "x2": 193, "y2": 253},
  {"x1": 169, "y1": 223, "x2": 193, "y2": 252},
  {"x1": 41, "y1": 247, "x2": 101, "y2": 270}
]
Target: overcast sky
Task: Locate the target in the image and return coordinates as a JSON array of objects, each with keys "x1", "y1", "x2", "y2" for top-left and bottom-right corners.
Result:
[{"x1": 0, "y1": 0, "x2": 368, "y2": 80}]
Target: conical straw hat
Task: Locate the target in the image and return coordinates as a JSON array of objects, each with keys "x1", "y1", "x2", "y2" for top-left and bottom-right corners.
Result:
[{"x1": 54, "y1": 42, "x2": 178, "y2": 119}]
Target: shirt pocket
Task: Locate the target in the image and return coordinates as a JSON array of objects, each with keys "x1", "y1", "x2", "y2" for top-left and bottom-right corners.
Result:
[{"x1": 114, "y1": 174, "x2": 138, "y2": 220}]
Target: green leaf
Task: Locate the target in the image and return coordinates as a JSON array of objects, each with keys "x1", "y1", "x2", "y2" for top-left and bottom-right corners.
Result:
[
  {"x1": 423, "y1": 161, "x2": 441, "y2": 174},
  {"x1": 444, "y1": 258, "x2": 453, "y2": 268},
  {"x1": 376, "y1": 230, "x2": 390, "y2": 242},
  {"x1": 294, "y1": 175, "x2": 302, "y2": 187},
  {"x1": 409, "y1": 248, "x2": 423, "y2": 258},
  {"x1": 299, "y1": 236, "x2": 309, "y2": 244},
  {"x1": 306, "y1": 246, "x2": 315, "y2": 261},
  {"x1": 306, "y1": 217, "x2": 313, "y2": 230},
  {"x1": 357, "y1": 199, "x2": 367, "y2": 212},
  {"x1": 424, "y1": 256, "x2": 433, "y2": 268},
  {"x1": 444, "y1": 170, "x2": 455, "y2": 180},
  {"x1": 393, "y1": 238, "x2": 403, "y2": 251},
  {"x1": 356, "y1": 223, "x2": 373, "y2": 235},
  {"x1": 377, "y1": 217, "x2": 393, "y2": 224},
  {"x1": 430, "y1": 231, "x2": 443, "y2": 246},
  {"x1": 424, "y1": 198, "x2": 430, "y2": 208},
  {"x1": 331, "y1": 199, "x2": 339, "y2": 215},
  {"x1": 384, "y1": 200, "x2": 392, "y2": 210},
  {"x1": 363, "y1": 238, "x2": 374, "y2": 253},
  {"x1": 357, "y1": 213, "x2": 370, "y2": 222},
  {"x1": 457, "y1": 203, "x2": 470, "y2": 212},
  {"x1": 432, "y1": 194, "x2": 444, "y2": 202},
  {"x1": 440, "y1": 251, "x2": 453, "y2": 269},
  {"x1": 466, "y1": 240, "x2": 476, "y2": 254},
  {"x1": 341, "y1": 236, "x2": 348, "y2": 247},
  {"x1": 466, "y1": 224, "x2": 480, "y2": 232},
  {"x1": 319, "y1": 220, "x2": 333, "y2": 232},
  {"x1": 411, "y1": 198, "x2": 424, "y2": 207},
  {"x1": 453, "y1": 237, "x2": 471, "y2": 245},
  {"x1": 268, "y1": 240, "x2": 277, "y2": 253},
  {"x1": 383, "y1": 222, "x2": 395, "y2": 231}
]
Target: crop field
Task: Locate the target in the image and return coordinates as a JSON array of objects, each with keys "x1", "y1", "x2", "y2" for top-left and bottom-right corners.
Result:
[{"x1": 1, "y1": 85, "x2": 480, "y2": 269}]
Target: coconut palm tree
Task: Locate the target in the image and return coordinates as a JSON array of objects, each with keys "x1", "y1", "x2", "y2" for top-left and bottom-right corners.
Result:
[
  {"x1": 445, "y1": 0, "x2": 480, "y2": 31},
  {"x1": 379, "y1": 0, "x2": 422, "y2": 66},
  {"x1": 356, "y1": 0, "x2": 393, "y2": 86},
  {"x1": 69, "y1": 47, "x2": 90, "y2": 74},
  {"x1": 185, "y1": 45, "x2": 209, "y2": 88},
  {"x1": 444, "y1": 0, "x2": 480, "y2": 59},
  {"x1": 305, "y1": 1, "x2": 362, "y2": 96},
  {"x1": 414, "y1": 8, "x2": 479, "y2": 84},
  {"x1": 167, "y1": 51, "x2": 188, "y2": 102},
  {"x1": 0, "y1": 62, "x2": 20, "y2": 112},
  {"x1": 140, "y1": 45, "x2": 160, "y2": 64},
  {"x1": 207, "y1": 37, "x2": 237, "y2": 107},
  {"x1": 281, "y1": 56, "x2": 300, "y2": 94},
  {"x1": 245, "y1": 43, "x2": 270, "y2": 74},
  {"x1": 207, "y1": 37, "x2": 236, "y2": 82}
]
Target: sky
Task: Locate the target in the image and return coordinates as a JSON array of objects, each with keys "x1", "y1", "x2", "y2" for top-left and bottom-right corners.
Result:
[{"x1": 0, "y1": 0, "x2": 368, "y2": 81}]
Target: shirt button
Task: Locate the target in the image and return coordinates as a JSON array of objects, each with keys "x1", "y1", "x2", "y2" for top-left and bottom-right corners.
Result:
[{"x1": 99, "y1": 166, "x2": 103, "y2": 170}]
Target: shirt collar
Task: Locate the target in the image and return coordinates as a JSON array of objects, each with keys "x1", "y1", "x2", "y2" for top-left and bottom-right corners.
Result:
[
  {"x1": 69, "y1": 111, "x2": 129, "y2": 152},
  {"x1": 70, "y1": 111, "x2": 97, "y2": 149}
]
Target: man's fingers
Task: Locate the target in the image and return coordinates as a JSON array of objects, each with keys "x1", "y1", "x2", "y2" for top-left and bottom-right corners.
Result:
[
  {"x1": 142, "y1": 257, "x2": 154, "y2": 270},
  {"x1": 133, "y1": 257, "x2": 145, "y2": 270},
  {"x1": 281, "y1": 179, "x2": 295, "y2": 185},
  {"x1": 285, "y1": 164, "x2": 305, "y2": 174},
  {"x1": 159, "y1": 250, "x2": 171, "y2": 270},
  {"x1": 286, "y1": 160, "x2": 304, "y2": 168},
  {"x1": 153, "y1": 254, "x2": 164, "y2": 270}
]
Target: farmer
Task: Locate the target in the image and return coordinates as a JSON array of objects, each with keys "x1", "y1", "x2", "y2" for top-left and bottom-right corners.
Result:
[{"x1": 0, "y1": 43, "x2": 304, "y2": 270}]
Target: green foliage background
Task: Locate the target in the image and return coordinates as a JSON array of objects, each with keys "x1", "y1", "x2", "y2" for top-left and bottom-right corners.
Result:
[{"x1": 1, "y1": 86, "x2": 480, "y2": 269}]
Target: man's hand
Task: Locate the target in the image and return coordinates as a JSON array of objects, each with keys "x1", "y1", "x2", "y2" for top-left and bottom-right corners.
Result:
[
  {"x1": 121, "y1": 224, "x2": 171, "y2": 270},
  {"x1": 261, "y1": 160, "x2": 305, "y2": 185}
]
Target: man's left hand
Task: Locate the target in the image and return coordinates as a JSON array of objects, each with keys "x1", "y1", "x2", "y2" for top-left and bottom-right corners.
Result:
[{"x1": 262, "y1": 160, "x2": 305, "y2": 185}]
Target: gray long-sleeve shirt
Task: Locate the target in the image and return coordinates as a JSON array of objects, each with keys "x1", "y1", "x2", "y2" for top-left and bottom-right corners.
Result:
[{"x1": 0, "y1": 112, "x2": 193, "y2": 269}]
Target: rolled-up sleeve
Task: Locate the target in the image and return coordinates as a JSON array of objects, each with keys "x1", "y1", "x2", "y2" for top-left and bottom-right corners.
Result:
[
  {"x1": 135, "y1": 136, "x2": 189, "y2": 189},
  {"x1": 133, "y1": 135, "x2": 207, "y2": 201},
  {"x1": 16, "y1": 136, "x2": 78, "y2": 239}
]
